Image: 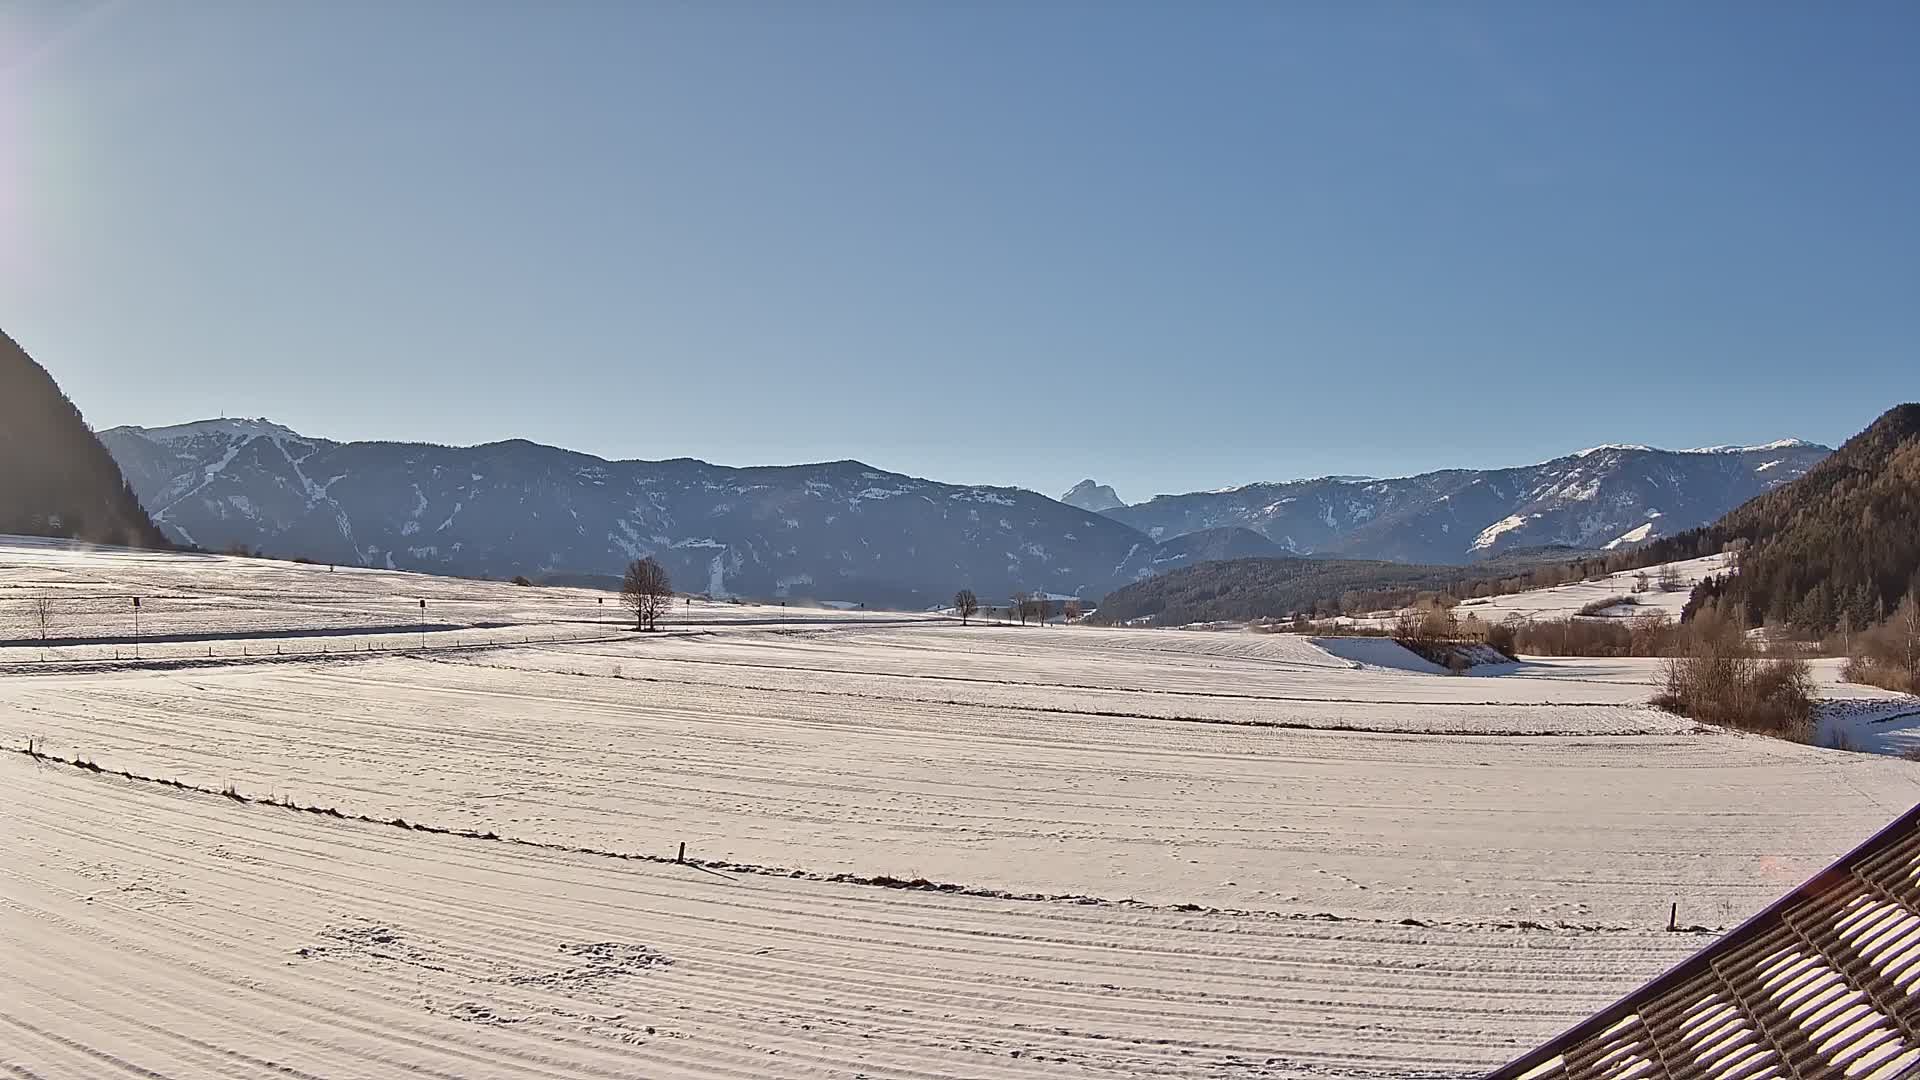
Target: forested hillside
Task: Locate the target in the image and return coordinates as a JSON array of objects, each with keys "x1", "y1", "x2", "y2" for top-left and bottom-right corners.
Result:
[
  {"x1": 0, "y1": 330, "x2": 167, "y2": 548},
  {"x1": 1086, "y1": 551, "x2": 1579, "y2": 626},
  {"x1": 1660, "y1": 404, "x2": 1920, "y2": 634}
]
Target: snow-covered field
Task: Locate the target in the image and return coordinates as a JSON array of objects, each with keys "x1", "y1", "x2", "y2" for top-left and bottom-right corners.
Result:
[
  {"x1": 5, "y1": 539, "x2": 1920, "y2": 1077},
  {"x1": 1446, "y1": 552, "x2": 1732, "y2": 624},
  {"x1": 0, "y1": 535, "x2": 933, "y2": 663},
  {"x1": 1331, "y1": 553, "x2": 1734, "y2": 634}
]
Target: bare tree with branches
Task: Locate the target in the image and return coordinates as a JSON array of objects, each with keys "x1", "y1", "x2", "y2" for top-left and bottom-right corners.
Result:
[
  {"x1": 1018, "y1": 594, "x2": 1047, "y2": 626},
  {"x1": 31, "y1": 598, "x2": 54, "y2": 642},
  {"x1": 1656, "y1": 562, "x2": 1684, "y2": 592},
  {"x1": 621, "y1": 557, "x2": 673, "y2": 631},
  {"x1": 1900, "y1": 591, "x2": 1920, "y2": 677},
  {"x1": 953, "y1": 589, "x2": 978, "y2": 626}
]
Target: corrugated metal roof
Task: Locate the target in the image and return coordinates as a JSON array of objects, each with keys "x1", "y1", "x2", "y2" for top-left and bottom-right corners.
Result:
[{"x1": 1487, "y1": 803, "x2": 1920, "y2": 1080}]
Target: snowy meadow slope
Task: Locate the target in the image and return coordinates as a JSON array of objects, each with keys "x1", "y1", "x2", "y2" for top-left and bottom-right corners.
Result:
[
  {"x1": 4, "y1": 539, "x2": 1919, "y2": 1077},
  {"x1": 0, "y1": 535, "x2": 935, "y2": 658}
]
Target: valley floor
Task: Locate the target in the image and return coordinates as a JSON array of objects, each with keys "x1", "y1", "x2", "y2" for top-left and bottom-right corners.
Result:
[{"x1": 3, "y1": 539, "x2": 1919, "y2": 1077}]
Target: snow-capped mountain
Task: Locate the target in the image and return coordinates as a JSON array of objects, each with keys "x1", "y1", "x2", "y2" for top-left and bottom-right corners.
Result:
[
  {"x1": 1100, "y1": 441, "x2": 1830, "y2": 564},
  {"x1": 100, "y1": 420, "x2": 1219, "y2": 606},
  {"x1": 1059, "y1": 479, "x2": 1125, "y2": 513}
]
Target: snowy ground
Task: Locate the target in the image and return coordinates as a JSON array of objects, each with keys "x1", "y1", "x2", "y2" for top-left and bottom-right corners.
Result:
[
  {"x1": 4, "y1": 539, "x2": 1920, "y2": 1077},
  {"x1": 1442, "y1": 553, "x2": 1731, "y2": 624},
  {"x1": 1818, "y1": 695, "x2": 1920, "y2": 756},
  {"x1": 1335, "y1": 553, "x2": 1734, "y2": 632},
  {"x1": 0, "y1": 535, "x2": 933, "y2": 664}
]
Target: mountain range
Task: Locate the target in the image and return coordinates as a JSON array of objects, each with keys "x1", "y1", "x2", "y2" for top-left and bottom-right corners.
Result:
[
  {"x1": 100, "y1": 419, "x2": 1829, "y2": 607},
  {"x1": 100, "y1": 419, "x2": 1248, "y2": 607},
  {"x1": 1075, "y1": 440, "x2": 1828, "y2": 565},
  {"x1": 1099, "y1": 405, "x2": 1916, "y2": 630}
]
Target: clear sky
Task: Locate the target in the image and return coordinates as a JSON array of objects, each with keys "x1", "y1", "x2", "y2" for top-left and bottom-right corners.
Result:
[{"x1": 3, "y1": 2, "x2": 1914, "y2": 501}]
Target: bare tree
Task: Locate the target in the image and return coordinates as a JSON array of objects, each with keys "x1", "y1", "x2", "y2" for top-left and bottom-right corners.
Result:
[
  {"x1": 1011, "y1": 591, "x2": 1030, "y2": 626},
  {"x1": 1656, "y1": 562, "x2": 1684, "y2": 592},
  {"x1": 1900, "y1": 592, "x2": 1920, "y2": 677},
  {"x1": 621, "y1": 557, "x2": 673, "y2": 631},
  {"x1": 1063, "y1": 599, "x2": 1083, "y2": 623},
  {"x1": 953, "y1": 589, "x2": 978, "y2": 626},
  {"x1": 31, "y1": 598, "x2": 53, "y2": 642}
]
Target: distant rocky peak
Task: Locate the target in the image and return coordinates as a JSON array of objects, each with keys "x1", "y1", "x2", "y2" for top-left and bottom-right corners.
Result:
[{"x1": 1060, "y1": 479, "x2": 1124, "y2": 513}]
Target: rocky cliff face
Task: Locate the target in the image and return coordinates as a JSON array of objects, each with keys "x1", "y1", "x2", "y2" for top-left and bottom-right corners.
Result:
[{"x1": 1060, "y1": 479, "x2": 1125, "y2": 513}]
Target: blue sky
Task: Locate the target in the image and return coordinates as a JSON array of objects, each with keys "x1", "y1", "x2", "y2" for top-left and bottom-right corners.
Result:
[{"x1": 3, "y1": 2, "x2": 1914, "y2": 501}]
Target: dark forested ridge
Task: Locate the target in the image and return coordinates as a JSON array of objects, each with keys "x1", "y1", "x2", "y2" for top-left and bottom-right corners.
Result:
[
  {"x1": 0, "y1": 330, "x2": 168, "y2": 548},
  {"x1": 1656, "y1": 404, "x2": 1920, "y2": 633},
  {"x1": 1087, "y1": 551, "x2": 1572, "y2": 626}
]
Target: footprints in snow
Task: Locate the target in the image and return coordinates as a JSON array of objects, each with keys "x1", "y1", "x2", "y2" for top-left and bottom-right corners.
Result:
[{"x1": 299, "y1": 922, "x2": 677, "y2": 1040}]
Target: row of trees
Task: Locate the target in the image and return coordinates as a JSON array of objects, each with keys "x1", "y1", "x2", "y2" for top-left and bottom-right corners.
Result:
[
  {"x1": 951, "y1": 589, "x2": 1082, "y2": 626},
  {"x1": 612, "y1": 565, "x2": 1089, "y2": 631}
]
